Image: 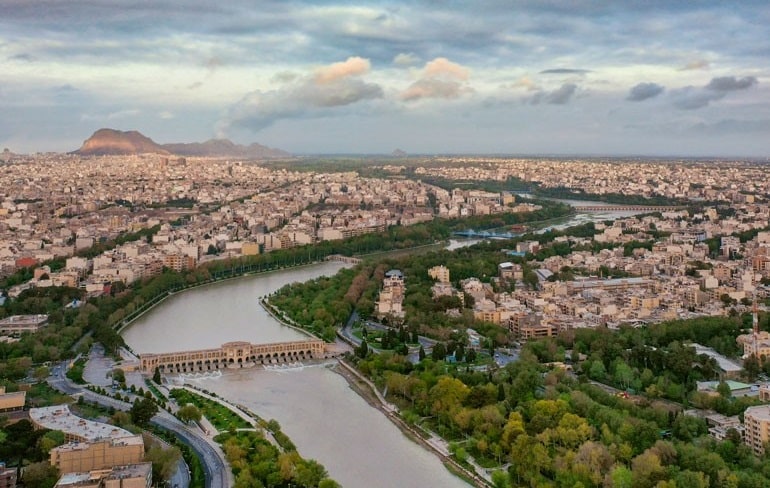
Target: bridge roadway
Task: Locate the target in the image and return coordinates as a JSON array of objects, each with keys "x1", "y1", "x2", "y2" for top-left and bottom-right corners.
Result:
[
  {"x1": 140, "y1": 339, "x2": 329, "y2": 373},
  {"x1": 575, "y1": 205, "x2": 685, "y2": 212}
]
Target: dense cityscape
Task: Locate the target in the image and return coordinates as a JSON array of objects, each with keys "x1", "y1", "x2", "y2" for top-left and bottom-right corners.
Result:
[
  {"x1": 2, "y1": 147, "x2": 770, "y2": 487},
  {"x1": 2, "y1": 0, "x2": 770, "y2": 487}
]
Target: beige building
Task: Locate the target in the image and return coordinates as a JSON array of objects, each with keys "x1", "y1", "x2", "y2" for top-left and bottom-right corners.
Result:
[
  {"x1": 744, "y1": 405, "x2": 770, "y2": 455},
  {"x1": 428, "y1": 265, "x2": 450, "y2": 284},
  {"x1": 50, "y1": 438, "x2": 145, "y2": 474},
  {"x1": 54, "y1": 463, "x2": 151, "y2": 488},
  {"x1": 30, "y1": 405, "x2": 144, "y2": 473},
  {"x1": 376, "y1": 269, "x2": 405, "y2": 319},
  {"x1": 0, "y1": 386, "x2": 25, "y2": 413},
  {"x1": 0, "y1": 314, "x2": 48, "y2": 335},
  {"x1": 241, "y1": 242, "x2": 261, "y2": 256}
]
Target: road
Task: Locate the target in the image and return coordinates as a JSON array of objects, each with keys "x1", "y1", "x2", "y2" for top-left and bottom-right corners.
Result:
[{"x1": 49, "y1": 360, "x2": 230, "y2": 488}]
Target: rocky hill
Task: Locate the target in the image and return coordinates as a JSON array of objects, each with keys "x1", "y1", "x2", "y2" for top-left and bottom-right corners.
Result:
[
  {"x1": 73, "y1": 129, "x2": 169, "y2": 155},
  {"x1": 162, "y1": 139, "x2": 290, "y2": 159},
  {"x1": 73, "y1": 129, "x2": 290, "y2": 158}
]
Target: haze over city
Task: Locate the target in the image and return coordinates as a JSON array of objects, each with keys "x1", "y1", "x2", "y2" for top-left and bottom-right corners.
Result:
[{"x1": 1, "y1": 0, "x2": 769, "y2": 156}]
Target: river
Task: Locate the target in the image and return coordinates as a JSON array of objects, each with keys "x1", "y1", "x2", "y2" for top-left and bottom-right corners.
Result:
[{"x1": 122, "y1": 262, "x2": 471, "y2": 488}]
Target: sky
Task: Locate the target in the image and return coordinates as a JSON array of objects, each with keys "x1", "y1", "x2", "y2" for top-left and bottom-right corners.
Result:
[{"x1": 1, "y1": 1, "x2": 769, "y2": 157}]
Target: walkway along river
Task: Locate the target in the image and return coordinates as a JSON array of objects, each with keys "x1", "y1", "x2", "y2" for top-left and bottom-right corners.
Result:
[{"x1": 122, "y1": 261, "x2": 472, "y2": 488}]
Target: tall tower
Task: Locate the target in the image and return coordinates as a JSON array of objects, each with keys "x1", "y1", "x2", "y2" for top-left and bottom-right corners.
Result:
[{"x1": 754, "y1": 292, "x2": 760, "y2": 357}]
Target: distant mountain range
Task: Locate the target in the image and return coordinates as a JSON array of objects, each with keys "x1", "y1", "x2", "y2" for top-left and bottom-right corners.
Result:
[{"x1": 72, "y1": 128, "x2": 291, "y2": 158}]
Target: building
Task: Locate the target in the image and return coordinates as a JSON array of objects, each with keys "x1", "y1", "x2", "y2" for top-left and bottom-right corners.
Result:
[
  {"x1": 705, "y1": 413, "x2": 743, "y2": 441},
  {"x1": 0, "y1": 386, "x2": 25, "y2": 413},
  {"x1": 50, "y1": 438, "x2": 145, "y2": 474},
  {"x1": 54, "y1": 463, "x2": 152, "y2": 488},
  {"x1": 0, "y1": 314, "x2": 49, "y2": 335},
  {"x1": 690, "y1": 344, "x2": 743, "y2": 379},
  {"x1": 743, "y1": 405, "x2": 770, "y2": 456},
  {"x1": 376, "y1": 269, "x2": 405, "y2": 319},
  {"x1": 0, "y1": 462, "x2": 17, "y2": 488},
  {"x1": 29, "y1": 406, "x2": 144, "y2": 473},
  {"x1": 29, "y1": 406, "x2": 135, "y2": 443},
  {"x1": 508, "y1": 314, "x2": 555, "y2": 342},
  {"x1": 428, "y1": 265, "x2": 450, "y2": 284}
]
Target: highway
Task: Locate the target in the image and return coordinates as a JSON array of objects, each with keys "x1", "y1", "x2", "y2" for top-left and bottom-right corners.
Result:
[{"x1": 49, "y1": 361, "x2": 230, "y2": 488}]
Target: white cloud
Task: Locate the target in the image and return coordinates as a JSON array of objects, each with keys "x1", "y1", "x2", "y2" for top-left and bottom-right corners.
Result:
[
  {"x1": 221, "y1": 57, "x2": 383, "y2": 133},
  {"x1": 314, "y1": 56, "x2": 371, "y2": 84},
  {"x1": 393, "y1": 52, "x2": 419, "y2": 67},
  {"x1": 401, "y1": 57, "x2": 472, "y2": 101}
]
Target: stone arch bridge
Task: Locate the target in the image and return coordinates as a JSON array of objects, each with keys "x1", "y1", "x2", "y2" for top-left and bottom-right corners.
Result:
[{"x1": 140, "y1": 339, "x2": 330, "y2": 373}]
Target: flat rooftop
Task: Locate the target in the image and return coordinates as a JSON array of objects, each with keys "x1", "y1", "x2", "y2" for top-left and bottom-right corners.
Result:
[
  {"x1": 29, "y1": 405, "x2": 137, "y2": 442},
  {"x1": 691, "y1": 343, "x2": 743, "y2": 373},
  {"x1": 0, "y1": 314, "x2": 48, "y2": 326}
]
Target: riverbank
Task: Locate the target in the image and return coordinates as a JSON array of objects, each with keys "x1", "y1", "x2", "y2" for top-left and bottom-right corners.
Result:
[
  {"x1": 333, "y1": 358, "x2": 492, "y2": 488},
  {"x1": 117, "y1": 260, "x2": 332, "y2": 335}
]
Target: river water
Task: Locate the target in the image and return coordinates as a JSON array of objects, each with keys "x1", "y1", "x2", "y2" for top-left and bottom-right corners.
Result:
[{"x1": 122, "y1": 262, "x2": 471, "y2": 488}]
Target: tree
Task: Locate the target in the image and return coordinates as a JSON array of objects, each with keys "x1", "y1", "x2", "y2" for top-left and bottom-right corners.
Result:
[
  {"x1": 177, "y1": 404, "x2": 202, "y2": 425},
  {"x1": 143, "y1": 436, "x2": 182, "y2": 484},
  {"x1": 21, "y1": 461, "x2": 59, "y2": 488},
  {"x1": 112, "y1": 368, "x2": 126, "y2": 386},
  {"x1": 294, "y1": 459, "x2": 328, "y2": 487},
  {"x1": 318, "y1": 480, "x2": 341, "y2": 488},
  {"x1": 152, "y1": 366, "x2": 161, "y2": 384},
  {"x1": 431, "y1": 342, "x2": 447, "y2": 361},
  {"x1": 608, "y1": 466, "x2": 633, "y2": 488},
  {"x1": 418, "y1": 345, "x2": 426, "y2": 361},
  {"x1": 38, "y1": 430, "x2": 66, "y2": 454},
  {"x1": 356, "y1": 339, "x2": 369, "y2": 359},
  {"x1": 33, "y1": 366, "x2": 50, "y2": 382},
  {"x1": 716, "y1": 380, "x2": 732, "y2": 398},
  {"x1": 130, "y1": 397, "x2": 158, "y2": 426},
  {"x1": 111, "y1": 411, "x2": 131, "y2": 427}
]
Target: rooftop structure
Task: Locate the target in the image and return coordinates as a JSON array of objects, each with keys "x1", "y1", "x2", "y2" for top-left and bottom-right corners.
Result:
[
  {"x1": 54, "y1": 462, "x2": 151, "y2": 488},
  {"x1": 29, "y1": 405, "x2": 136, "y2": 443},
  {"x1": 0, "y1": 314, "x2": 48, "y2": 335},
  {"x1": 690, "y1": 343, "x2": 743, "y2": 378}
]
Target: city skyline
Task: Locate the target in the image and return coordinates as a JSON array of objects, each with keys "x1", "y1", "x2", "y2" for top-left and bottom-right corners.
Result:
[{"x1": 1, "y1": 0, "x2": 769, "y2": 157}]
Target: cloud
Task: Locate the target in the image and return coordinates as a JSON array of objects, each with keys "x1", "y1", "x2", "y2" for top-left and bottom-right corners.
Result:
[
  {"x1": 158, "y1": 111, "x2": 175, "y2": 120},
  {"x1": 627, "y1": 82, "x2": 665, "y2": 101},
  {"x1": 314, "y1": 56, "x2": 370, "y2": 84},
  {"x1": 401, "y1": 57, "x2": 472, "y2": 101},
  {"x1": 508, "y1": 76, "x2": 540, "y2": 91},
  {"x1": 671, "y1": 75, "x2": 758, "y2": 110},
  {"x1": 529, "y1": 83, "x2": 578, "y2": 105},
  {"x1": 423, "y1": 57, "x2": 469, "y2": 80},
  {"x1": 221, "y1": 57, "x2": 383, "y2": 132},
  {"x1": 539, "y1": 68, "x2": 591, "y2": 75},
  {"x1": 670, "y1": 86, "x2": 723, "y2": 110},
  {"x1": 679, "y1": 60, "x2": 709, "y2": 71},
  {"x1": 8, "y1": 53, "x2": 34, "y2": 62},
  {"x1": 402, "y1": 79, "x2": 470, "y2": 101},
  {"x1": 706, "y1": 76, "x2": 757, "y2": 91},
  {"x1": 393, "y1": 52, "x2": 419, "y2": 67},
  {"x1": 80, "y1": 109, "x2": 140, "y2": 121}
]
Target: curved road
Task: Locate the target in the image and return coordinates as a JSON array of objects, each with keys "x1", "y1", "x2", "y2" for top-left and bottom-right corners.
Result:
[{"x1": 49, "y1": 362, "x2": 230, "y2": 488}]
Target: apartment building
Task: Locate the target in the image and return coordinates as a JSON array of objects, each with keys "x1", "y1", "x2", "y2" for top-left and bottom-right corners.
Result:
[{"x1": 744, "y1": 405, "x2": 770, "y2": 455}]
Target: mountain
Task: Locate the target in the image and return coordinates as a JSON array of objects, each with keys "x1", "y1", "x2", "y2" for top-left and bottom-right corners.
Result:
[
  {"x1": 73, "y1": 128, "x2": 169, "y2": 155},
  {"x1": 73, "y1": 129, "x2": 290, "y2": 158},
  {"x1": 161, "y1": 139, "x2": 290, "y2": 159}
]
